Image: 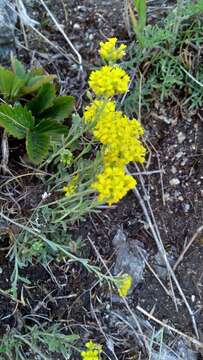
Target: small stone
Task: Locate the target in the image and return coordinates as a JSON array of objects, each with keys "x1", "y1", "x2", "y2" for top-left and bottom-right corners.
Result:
[
  {"x1": 163, "y1": 192, "x2": 170, "y2": 201},
  {"x1": 183, "y1": 203, "x2": 190, "y2": 212},
  {"x1": 176, "y1": 151, "x2": 184, "y2": 159},
  {"x1": 171, "y1": 165, "x2": 177, "y2": 174},
  {"x1": 177, "y1": 132, "x2": 186, "y2": 144},
  {"x1": 169, "y1": 178, "x2": 180, "y2": 186},
  {"x1": 73, "y1": 23, "x2": 81, "y2": 31},
  {"x1": 178, "y1": 196, "x2": 184, "y2": 201},
  {"x1": 191, "y1": 295, "x2": 195, "y2": 303},
  {"x1": 88, "y1": 33, "x2": 94, "y2": 41},
  {"x1": 181, "y1": 158, "x2": 187, "y2": 166}
]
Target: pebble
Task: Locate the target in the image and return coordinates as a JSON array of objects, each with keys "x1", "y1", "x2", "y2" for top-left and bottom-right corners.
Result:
[
  {"x1": 176, "y1": 151, "x2": 184, "y2": 159},
  {"x1": 177, "y1": 132, "x2": 186, "y2": 144},
  {"x1": 169, "y1": 178, "x2": 180, "y2": 186},
  {"x1": 171, "y1": 165, "x2": 177, "y2": 174},
  {"x1": 183, "y1": 203, "x2": 190, "y2": 212},
  {"x1": 73, "y1": 23, "x2": 81, "y2": 31}
]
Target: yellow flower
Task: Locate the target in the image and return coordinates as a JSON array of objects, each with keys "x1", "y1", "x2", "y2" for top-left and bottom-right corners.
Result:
[
  {"x1": 84, "y1": 100, "x2": 116, "y2": 123},
  {"x1": 99, "y1": 37, "x2": 126, "y2": 62},
  {"x1": 81, "y1": 341, "x2": 102, "y2": 360},
  {"x1": 63, "y1": 175, "x2": 78, "y2": 197},
  {"x1": 93, "y1": 112, "x2": 146, "y2": 165},
  {"x1": 116, "y1": 274, "x2": 133, "y2": 297},
  {"x1": 89, "y1": 65, "x2": 130, "y2": 98},
  {"x1": 91, "y1": 166, "x2": 136, "y2": 205}
]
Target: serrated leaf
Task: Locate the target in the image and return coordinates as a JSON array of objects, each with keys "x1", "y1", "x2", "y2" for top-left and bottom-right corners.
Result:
[
  {"x1": 22, "y1": 75, "x2": 56, "y2": 95},
  {"x1": 0, "y1": 66, "x2": 25, "y2": 100},
  {"x1": 34, "y1": 118, "x2": 68, "y2": 135},
  {"x1": 26, "y1": 130, "x2": 50, "y2": 164},
  {"x1": 27, "y1": 83, "x2": 56, "y2": 117},
  {"x1": 41, "y1": 96, "x2": 75, "y2": 122},
  {"x1": 11, "y1": 57, "x2": 27, "y2": 80},
  {"x1": 0, "y1": 104, "x2": 35, "y2": 139}
]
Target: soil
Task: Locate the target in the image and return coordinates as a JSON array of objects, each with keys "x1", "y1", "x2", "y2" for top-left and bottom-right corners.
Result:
[{"x1": 0, "y1": 0, "x2": 202, "y2": 359}]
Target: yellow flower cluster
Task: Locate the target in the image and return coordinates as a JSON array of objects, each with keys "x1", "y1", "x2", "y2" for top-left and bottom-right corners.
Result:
[
  {"x1": 91, "y1": 166, "x2": 136, "y2": 205},
  {"x1": 63, "y1": 175, "x2": 78, "y2": 197},
  {"x1": 99, "y1": 37, "x2": 126, "y2": 62},
  {"x1": 84, "y1": 37, "x2": 146, "y2": 205},
  {"x1": 116, "y1": 274, "x2": 133, "y2": 297},
  {"x1": 84, "y1": 100, "x2": 116, "y2": 123},
  {"x1": 88, "y1": 65, "x2": 130, "y2": 98},
  {"x1": 93, "y1": 109, "x2": 146, "y2": 165},
  {"x1": 81, "y1": 341, "x2": 102, "y2": 360}
]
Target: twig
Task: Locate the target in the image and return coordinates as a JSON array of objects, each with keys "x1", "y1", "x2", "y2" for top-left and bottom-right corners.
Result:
[
  {"x1": 1, "y1": 130, "x2": 9, "y2": 174},
  {"x1": 136, "y1": 246, "x2": 171, "y2": 297},
  {"x1": 136, "y1": 305, "x2": 203, "y2": 348},
  {"x1": 39, "y1": 0, "x2": 82, "y2": 69},
  {"x1": 127, "y1": 167, "x2": 200, "y2": 338},
  {"x1": 173, "y1": 225, "x2": 203, "y2": 271},
  {"x1": 87, "y1": 235, "x2": 149, "y2": 352},
  {"x1": 8, "y1": 3, "x2": 75, "y2": 63}
]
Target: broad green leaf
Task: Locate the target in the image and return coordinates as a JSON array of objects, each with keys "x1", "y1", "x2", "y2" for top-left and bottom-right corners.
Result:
[
  {"x1": 41, "y1": 96, "x2": 75, "y2": 122},
  {"x1": 0, "y1": 104, "x2": 35, "y2": 139},
  {"x1": 34, "y1": 118, "x2": 68, "y2": 135},
  {"x1": 0, "y1": 66, "x2": 25, "y2": 100},
  {"x1": 22, "y1": 75, "x2": 56, "y2": 95},
  {"x1": 11, "y1": 57, "x2": 27, "y2": 80},
  {"x1": 27, "y1": 83, "x2": 56, "y2": 117},
  {"x1": 26, "y1": 130, "x2": 50, "y2": 164}
]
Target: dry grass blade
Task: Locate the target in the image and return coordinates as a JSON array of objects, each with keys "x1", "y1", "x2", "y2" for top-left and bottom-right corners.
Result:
[
  {"x1": 39, "y1": 0, "x2": 82, "y2": 68},
  {"x1": 9, "y1": 2, "x2": 76, "y2": 63},
  {"x1": 136, "y1": 305, "x2": 203, "y2": 348}
]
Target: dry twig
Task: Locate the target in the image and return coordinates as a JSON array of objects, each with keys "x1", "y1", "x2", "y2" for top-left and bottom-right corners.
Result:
[{"x1": 173, "y1": 225, "x2": 203, "y2": 271}]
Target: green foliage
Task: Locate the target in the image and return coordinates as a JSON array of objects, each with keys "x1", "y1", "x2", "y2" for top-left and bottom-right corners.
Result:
[
  {"x1": 124, "y1": 0, "x2": 203, "y2": 116},
  {"x1": 0, "y1": 324, "x2": 79, "y2": 360},
  {"x1": 128, "y1": 0, "x2": 147, "y2": 40},
  {"x1": 0, "y1": 59, "x2": 75, "y2": 164}
]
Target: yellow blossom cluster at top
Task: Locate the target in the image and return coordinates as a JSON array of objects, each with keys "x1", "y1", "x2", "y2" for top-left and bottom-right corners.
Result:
[
  {"x1": 99, "y1": 37, "x2": 126, "y2": 62},
  {"x1": 81, "y1": 341, "x2": 102, "y2": 360},
  {"x1": 83, "y1": 38, "x2": 146, "y2": 205}
]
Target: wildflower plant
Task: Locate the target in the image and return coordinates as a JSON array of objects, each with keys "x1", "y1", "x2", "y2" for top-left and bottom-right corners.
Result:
[{"x1": 84, "y1": 37, "x2": 146, "y2": 205}]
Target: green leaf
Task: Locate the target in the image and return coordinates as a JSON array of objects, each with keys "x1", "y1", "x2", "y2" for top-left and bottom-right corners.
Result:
[
  {"x1": 11, "y1": 57, "x2": 27, "y2": 80},
  {"x1": 41, "y1": 96, "x2": 75, "y2": 122},
  {"x1": 0, "y1": 104, "x2": 35, "y2": 139},
  {"x1": 133, "y1": 0, "x2": 146, "y2": 34},
  {"x1": 26, "y1": 130, "x2": 50, "y2": 164},
  {"x1": 0, "y1": 66, "x2": 25, "y2": 100},
  {"x1": 22, "y1": 75, "x2": 56, "y2": 95},
  {"x1": 34, "y1": 118, "x2": 68, "y2": 135},
  {"x1": 27, "y1": 83, "x2": 56, "y2": 117}
]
